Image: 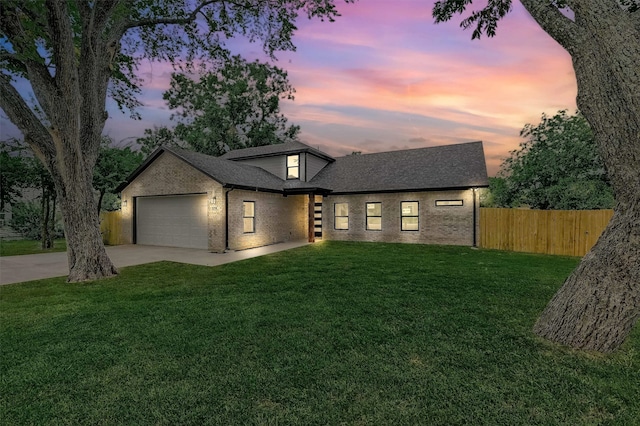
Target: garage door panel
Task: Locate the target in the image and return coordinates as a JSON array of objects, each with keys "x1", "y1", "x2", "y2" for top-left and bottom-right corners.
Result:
[{"x1": 136, "y1": 195, "x2": 208, "y2": 249}]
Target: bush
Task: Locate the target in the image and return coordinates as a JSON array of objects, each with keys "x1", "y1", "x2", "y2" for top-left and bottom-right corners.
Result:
[{"x1": 10, "y1": 202, "x2": 64, "y2": 240}]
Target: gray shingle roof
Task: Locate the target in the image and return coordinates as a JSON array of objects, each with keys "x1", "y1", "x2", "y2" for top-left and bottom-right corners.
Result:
[
  {"x1": 116, "y1": 146, "x2": 286, "y2": 193},
  {"x1": 165, "y1": 147, "x2": 285, "y2": 191},
  {"x1": 309, "y1": 141, "x2": 489, "y2": 193},
  {"x1": 219, "y1": 140, "x2": 334, "y2": 162},
  {"x1": 118, "y1": 142, "x2": 488, "y2": 195}
]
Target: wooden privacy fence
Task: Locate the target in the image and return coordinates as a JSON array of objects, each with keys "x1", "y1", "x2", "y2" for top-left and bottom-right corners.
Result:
[
  {"x1": 100, "y1": 210, "x2": 123, "y2": 246},
  {"x1": 480, "y1": 208, "x2": 614, "y2": 257}
]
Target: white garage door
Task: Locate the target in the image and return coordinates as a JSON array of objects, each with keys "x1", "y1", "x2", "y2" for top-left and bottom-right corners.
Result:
[{"x1": 136, "y1": 194, "x2": 208, "y2": 249}]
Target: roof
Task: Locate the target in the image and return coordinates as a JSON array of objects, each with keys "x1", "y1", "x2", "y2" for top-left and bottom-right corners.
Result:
[
  {"x1": 219, "y1": 140, "x2": 335, "y2": 162},
  {"x1": 116, "y1": 146, "x2": 287, "y2": 193},
  {"x1": 117, "y1": 141, "x2": 488, "y2": 195},
  {"x1": 309, "y1": 141, "x2": 489, "y2": 193}
]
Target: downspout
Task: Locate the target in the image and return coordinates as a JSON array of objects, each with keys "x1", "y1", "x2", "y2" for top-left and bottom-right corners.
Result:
[
  {"x1": 472, "y1": 188, "x2": 477, "y2": 247},
  {"x1": 225, "y1": 187, "x2": 234, "y2": 251}
]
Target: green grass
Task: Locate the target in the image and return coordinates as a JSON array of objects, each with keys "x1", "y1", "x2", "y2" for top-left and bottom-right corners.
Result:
[
  {"x1": 1, "y1": 241, "x2": 638, "y2": 425},
  {"x1": 0, "y1": 238, "x2": 66, "y2": 256}
]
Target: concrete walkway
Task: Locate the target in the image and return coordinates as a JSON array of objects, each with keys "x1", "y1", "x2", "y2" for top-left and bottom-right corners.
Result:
[{"x1": 0, "y1": 241, "x2": 309, "y2": 286}]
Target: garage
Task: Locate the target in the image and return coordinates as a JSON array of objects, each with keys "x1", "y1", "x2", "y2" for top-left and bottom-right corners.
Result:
[{"x1": 136, "y1": 194, "x2": 208, "y2": 249}]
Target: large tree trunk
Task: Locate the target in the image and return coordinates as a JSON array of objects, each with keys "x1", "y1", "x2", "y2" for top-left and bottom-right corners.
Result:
[
  {"x1": 531, "y1": 2, "x2": 640, "y2": 352},
  {"x1": 40, "y1": 126, "x2": 118, "y2": 281},
  {"x1": 533, "y1": 209, "x2": 640, "y2": 352},
  {"x1": 55, "y1": 166, "x2": 118, "y2": 282}
]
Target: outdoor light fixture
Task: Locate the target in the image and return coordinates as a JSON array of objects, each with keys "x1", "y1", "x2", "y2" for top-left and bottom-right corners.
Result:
[{"x1": 122, "y1": 199, "x2": 127, "y2": 207}]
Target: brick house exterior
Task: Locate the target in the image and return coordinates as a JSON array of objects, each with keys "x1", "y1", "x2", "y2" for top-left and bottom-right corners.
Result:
[{"x1": 117, "y1": 141, "x2": 488, "y2": 251}]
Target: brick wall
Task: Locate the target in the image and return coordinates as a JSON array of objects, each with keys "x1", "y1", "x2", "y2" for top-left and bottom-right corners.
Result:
[
  {"x1": 120, "y1": 152, "x2": 226, "y2": 252},
  {"x1": 227, "y1": 190, "x2": 308, "y2": 250},
  {"x1": 321, "y1": 189, "x2": 477, "y2": 246}
]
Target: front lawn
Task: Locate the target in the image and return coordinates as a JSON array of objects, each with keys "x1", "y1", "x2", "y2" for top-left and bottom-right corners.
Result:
[
  {"x1": 1, "y1": 241, "x2": 638, "y2": 424},
  {"x1": 0, "y1": 238, "x2": 66, "y2": 256}
]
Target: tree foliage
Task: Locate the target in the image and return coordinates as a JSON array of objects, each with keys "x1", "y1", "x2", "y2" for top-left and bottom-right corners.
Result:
[
  {"x1": 0, "y1": 141, "x2": 27, "y2": 213},
  {"x1": 93, "y1": 138, "x2": 144, "y2": 213},
  {"x1": 495, "y1": 111, "x2": 614, "y2": 210},
  {"x1": 0, "y1": 0, "x2": 352, "y2": 281},
  {"x1": 1, "y1": 140, "x2": 59, "y2": 248},
  {"x1": 167, "y1": 56, "x2": 301, "y2": 156},
  {"x1": 137, "y1": 126, "x2": 184, "y2": 156},
  {"x1": 139, "y1": 56, "x2": 300, "y2": 157}
]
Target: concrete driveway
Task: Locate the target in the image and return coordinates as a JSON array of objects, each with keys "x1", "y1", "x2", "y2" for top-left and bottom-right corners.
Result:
[{"x1": 0, "y1": 241, "x2": 309, "y2": 286}]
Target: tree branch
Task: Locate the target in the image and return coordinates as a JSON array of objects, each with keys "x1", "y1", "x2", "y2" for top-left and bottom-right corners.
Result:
[
  {"x1": 121, "y1": 0, "x2": 222, "y2": 32},
  {"x1": 45, "y1": 0, "x2": 80, "y2": 97},
  {"x1": 519, "y1": 0, "x2": 586, "y2": 53},
  {"x1": 0, "y1": 75, "x2": 53, "y2": 156},
  {"x1": 0, "y1": 53, "x2": 28, "y2": 74}
]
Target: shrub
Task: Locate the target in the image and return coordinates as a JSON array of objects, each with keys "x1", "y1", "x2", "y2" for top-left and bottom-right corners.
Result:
[{"x1": 10, "y1": 201, "x2": 64, "y2": 240}]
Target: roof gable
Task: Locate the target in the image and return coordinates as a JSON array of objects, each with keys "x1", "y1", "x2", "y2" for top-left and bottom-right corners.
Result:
[{"x1": 116, "y1": 147, "x2": 287, "y2": 193}]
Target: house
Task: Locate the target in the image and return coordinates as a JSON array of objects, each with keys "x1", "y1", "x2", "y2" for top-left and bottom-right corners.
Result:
[{"x1": 116, "y1": 140, "x2": 489, "y2": 251}]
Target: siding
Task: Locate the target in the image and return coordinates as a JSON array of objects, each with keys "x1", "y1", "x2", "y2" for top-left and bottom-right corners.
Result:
[
  {"x1": 322, "y1": 190, "x2": 477, "y2": 246},
  {"x1": 234, "y1": 153, "x2": 316, "y2": 182},
  {"x1": 235, "y1": 156, "x2": 286, "y2": 180},
  {"x1": 306, "y1": 153, "x2": 330, "y2": 180}
]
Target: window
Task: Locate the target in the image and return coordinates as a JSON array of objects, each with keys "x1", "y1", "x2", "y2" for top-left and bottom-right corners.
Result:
[
  {"x1": 287, "y1": 154, "x2": 300, "y2": 179},
  {"x1": 334, "y1": 203, "x2": 349, "y2": 230},
  {"x1": 436, "y1": 200, "x2": 463, "y2": 207},
  {"x1": 243, "y1": 201, "x2": 255, "y2": 233},
  {"x1": 401, "y1": 201, "x2": 419, "y2": 231},
  {"x1": 366, "y1": 202, "x2": 382, "y2": 230}
]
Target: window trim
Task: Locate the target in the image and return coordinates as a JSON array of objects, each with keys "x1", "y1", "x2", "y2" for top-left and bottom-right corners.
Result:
[
  {"x1": 401, "y1": 201, "x2": 419, "y2": 231},
  {"x1": 334, "y1": 202, "x2": 349, "y2": 230},
  {"x1": 243, "y1": 201, "x2": 255, "y2": 234},
  {"x1": 286, "y1": 154, "x2": 300, "y2": 180},
  {"x1": 366, "y1": 202, "x2": 382, "y2": 231},
  {"x1": 435, "y1": 199, "x2": 464, "y2": 207}
]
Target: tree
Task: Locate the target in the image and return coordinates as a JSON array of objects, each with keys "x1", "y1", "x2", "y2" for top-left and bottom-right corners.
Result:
[
  {"x1": 0, "y1": 140, "x2": 27, "y2": 215},
  {"x1": 496, "y1": 110, "x2": 614, "y2": 210},
  {"x1": 140, "y1": 55, "x2": 300, "y2": 157},
  {"x1": 479, "y1": 177, "x2": 508, "y2": 208},
  {"x1": 2, "y1": 140, "x2": 59, "y2": 248},
  {"x1": 434, "y1": 0, "x2": 640, "y2": 352},
  {"x1": 93, "y1": 138, "x2": 143, "y2": 214},
  {"x1": 0, "y1": 0, "x2": 351, "y2": 282},
  {"x1": 137, "y1": 126, "x2": 185, "y2": 156},
  {"x1": 22, "y1": 154, "x2": 58, "y2": 249}
]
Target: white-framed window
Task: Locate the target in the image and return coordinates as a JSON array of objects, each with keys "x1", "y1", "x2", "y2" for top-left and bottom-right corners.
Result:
[
  {"x1": 435, "y1": 200, "x2": 463, "y2": 207},
  {"x1": 401, "y1": 201, "x2": 419, "y2": 231},
  {"x1": 243, "y1": 201, "x2": 255, "y2": 233},
  {"x1": 366, "y1": 202, "x2": 382, "y2": 230},
  {"x1": 287, "y1": 154, "x2": 300, "y2": 179},
  {"x1": 334, "y1": 203, "x2": 349, "y2": 230}
]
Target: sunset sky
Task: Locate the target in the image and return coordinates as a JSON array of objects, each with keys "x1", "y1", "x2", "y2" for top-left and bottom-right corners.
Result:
[{"x1": 1, "y1": 1, "x2": 578, "y2": 176}]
